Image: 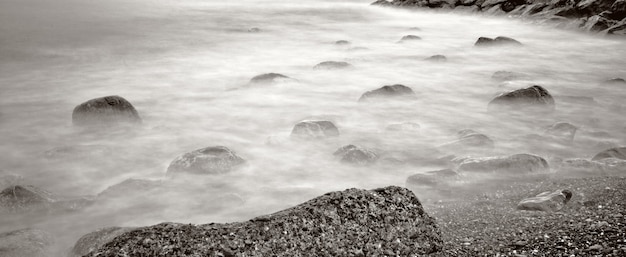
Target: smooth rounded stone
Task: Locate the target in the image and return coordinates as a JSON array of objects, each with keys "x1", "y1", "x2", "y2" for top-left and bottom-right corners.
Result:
[
  {"x1": 72, "y1": 96, "x2": 141, "y2": 127},
  {"x1": 71, "y1": 227, "x2": 134, "y2": 257},
  {"x1": 0, "y1": 185, "x2": 55, "y2": 213},
  {"x1": 406, "y1": 169, "x2": 459, "y2": 187},
  {"x1": 545, "y1": 122, "x2": 577, "y2": 142},
  {"x1": 600, "y1": 77, "x2": 626, "y2": 86},
  {"x1": 592, "y1": 147, "x2": 626, "y2": 161},
  {"x1": 491, "y1": 70, "x2": 529, "y2": 81},
  {"x1": 474, "y1": 36, "x2": 522, "y2": 46},
  {"x1": 333, "y1": 144, "x2": 379, "y2": 165},
  {"x1": 313, "y1": 61, "x2": 352, "y2": 70},
  {"x1": 358, "y1": 84, "x2": 416, "y2": 102},
  {"x1": 166, "y1": 146, "x2": 246, "y2": 176},
  {"x1": 97, "y1": 178, "x2": 162, "y2": 199},
  {"x1": 455, "y1": 130, "x2": 495, "y2": 148},
  {"x1": 457, "y1": 153, "x2": 550, "y2": 174},
  {"x1": 84, "y1": 186, "x2": 443, "y2": 256},
  {"x1": 0, "y1": 228, "x2": 53, "y2": 257},
  {"x1": 334, "y1": 40, "x2": 351, "y2": 45},
  {"x1": 43, "y1": 144, "x2": 111, "y2": 159},
  {"x1": 247, "y1": 27, "x2": 261, "y2": 33},
  {"x1": 290, "y1": 120, "x2": 340, "y2": 140},
  {"x1": 399, "y1": 34, "x2": 422, "y2": 41},
  {"x1": 487, "y1": 85, "x2": 555, "y2": 112},
  {"x1": 385, "y1": 121, "x2": 421, "y2": 133},
  {"x1": 248, "y1": 73, "x2": 292, "y2": 85},
  {"x1": 424, "y1": 54, "x2": 447, "y2": 62},
  {"x1": 517, "y1": 189, "x2": 572, "y2": 212}
]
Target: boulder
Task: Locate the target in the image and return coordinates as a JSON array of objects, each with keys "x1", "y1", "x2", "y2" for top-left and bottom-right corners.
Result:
[
  {"x1": 0, "y1": 185, "x2": 55, "y2": 213},
  {"x1": 406, "y1": 169, "x2": 459, "y2": 187},
  {"x1": 70, "y1": 227, "x2": 134, "y2": 257},
  {"x1": 400, "y1": 35, "x2": 422, "y2": 41},
  {"x1": 424, "y1": 55, "x2": 447, "y2": 62},
  {"x1": 488, "y1": 85, "x2": 555, "y2": 112},
  {"x1": 291, "y1": 120, "x2": 340, "y2": 140},
  {"x1": 72, "y1": 96, "x2": 141, "y2": 126},
  {"x1": 0, "y1": 228, "x2": 53, "y2": 257},
  {"x1": 457, "y1": 153, "x2": 550, "y2": 174},
  {"x1": 600, "y1": 77, "x2": 626, "y2": 86},
  {"x1": 84, "y1": 186, "x2": 443, "y2": 256},
  {"x1": 456, "y1": 129, "x2": 495, "y2": 148},
  {"x1": 591, "y1": 147, "x2": 626, "y2": 161},
  {"x1": 333, "y1": 145, "x2": 379, "y2": 165},
  {"x1": 474, "y1": 36, "x2": 522, "y2": 46},
  {"x1": 517, "y1": 189, "x2": 572, "y2": 212},
  {"x1": 249, "y1": 73, "x2": 292, "y2": 84},
  {"x1": 166, "y1": 146, "x2": 246, "y2": 176},
  {"x1": 545, "y1": 122, "x2": 577, "y2": 142},
  {"x1": 491, "y1": 71, "x2": 529, "y2": 81},
  {"x1": 313, "y1": 61, "x2": 352, "y2": 70},
  {"x1": 335, "y1": 40, "x2": 351, "y2": 45},
  {"x1": 358, "y1": 84, "x2": 417, "y2": 102}
]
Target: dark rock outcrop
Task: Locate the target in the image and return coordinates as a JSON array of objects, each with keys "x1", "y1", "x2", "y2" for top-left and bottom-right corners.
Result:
[
  {"x1": 291, "y1": 120, "x2": 340, "y2": 140},
  {"x1": 166, "y1": 146, "x2": 246, "y2": 176},
  {"x1": 517, "y1": 189, "x2": 572, "y2": 212},
  {"x1": 358, "y1": 84, "x2": 417, "y2": 102},
  {"x1": 457, "y1": 153, "x2": 550, "y2": 174},
  {"x1": 592, "y1": 147, "x2": 626, "y2": 161},
  {"x1": 72, "y1": 96, "x2": 141, "y2": 127},
  {"x1": 488, "y1": 85, "x2": 555, "y2": 112},
  {"x1": 0, "y1": 228, "x2": 53, "y2": 257},
  {"x1": 474, "y1": 36, "x2": 522, "y2": 46},
  {"x1": 313, "y1": 61, "x2": 352, "y2": 69},
  {"x1": 333, "y1": 144, "x2": 379, "y2": 165},
  {"x1": 83, "y1": 186, "x2": 443, "y2": 256}
]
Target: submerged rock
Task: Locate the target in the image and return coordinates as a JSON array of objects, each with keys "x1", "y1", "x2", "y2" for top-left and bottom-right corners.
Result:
[
  {"x1": 249, "y1": 73, "x2": 292, "y2": 84},
  {"x1": 517, "y1": 189, "x2": 572, "y2": 212},
  {"x1": 291, "y1": 120, "x2": 340, "y2": 140},
  {"x1": 72, "y1": 96, "x2": 141, "y2": 127},
  {"x1": 406, "y1": 169, "x2": 459, "y2": 187},
  {"x1": 313, "y1": 61, "x2": 352, "y2": 69},
  {"x1": 44, "y1": 144, "x2": 111, "y2": 159},
  {"x1": 592, "y1": 147, "x2": 626, "y2": 161},
  {"x1": 491, "y1": 71, "x2": 529, "y2": 81},
  {"x1": 333, "y1": 144, "x2": 379, "y2": 165},
  {"x1": 425, "y1": 54, "x2": 447, "y2": 62},
  {"x1": 358, "y1": 84, "x2": 417, "y2": 102},
  {"x1": 335, "y1": 40, "x2": 351, "y2": 45},
  {"x1": 97, "y1": 178, "x2": 162, "y2": 199},
  {"x1": 247, "y1": 27, "x2": 261, "y2": 33},
  {"x1": 0, "y1": 228, "x2": 53, "y2": 257},
  {"x1": 71, "y1": 227, "x2": 134, "y2": 257},
  {"x1": 400, "y1": 35, "x2": 422, "y2": 41},
  {"x1": 474, "y1": 36, "x2": 522, "y2": 46},
  {"x1": 0, "y1": 185, "x2": 55, "y2": 213},
  {"x1": 166, "y1": 146, "x2": 246, "y2": 176},
  {"x1": 385, "y1": 121, "x2": 421, "y2": 133},
  {"x1": 457, "y1": 153, "x2": 550, "y2": 174},
  {"x1": 488, "y1": 85, "x2": 555, "y2": 112},
  {"x1": 545, "y1": 122, "x2": 577, "y2": 142},
  {"x1": 84, "y1": 186, "x2": 443, "y2": 256},
  {"x1": 600, "y1": 77, "x2": 626, "y2": 86}
]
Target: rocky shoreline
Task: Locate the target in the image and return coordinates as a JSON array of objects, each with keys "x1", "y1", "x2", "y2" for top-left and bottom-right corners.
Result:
[{"x1": 372, "y1": 0, "x2": 626, "y2": 36}]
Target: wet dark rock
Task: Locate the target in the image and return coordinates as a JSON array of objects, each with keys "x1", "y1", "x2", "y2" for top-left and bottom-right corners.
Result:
[
  {"x1": 592, "y1": 147, "x2": 626, "y2": 161},
  {"x1": 97, "y1": 178, "x2": 162, "y2": 199},
  {"x1": 457, "y1": 153, "x2": 550, "y2": 174},
  {"x1": 491, "y1": 70, "x2": 529, "y2": 81},
  {"x1": 166, "y1": 146, "x2": 246, "y2": 176},
  {"x1": 247, "y1": 27, "x2": 261, "y2": 32},
  {"x1": 406, "y1": 169, "x2": 459, "y2": 187},
  {"x1": 290, "y1": 120, "x2": 340, "y2": 140},
  {"x1": 358, "y1": 84, "x2": 417, "y2": 102},
  {"x1": 517, "y1": 189, "x2": 572, "y2": 212},
  {"x1": 249, "y1": 73, "x2": 291, "y2": 84},
  {"x1": 474, "y1": 36, "x2": 522, "y2": 46},
  {"x1": 71, "y1": 227, "x2": 134, "y2": 257},
  {"x1": 335, "y1": 40, "x2": 351, "y2": 45},
  {"x1": 313, "y1": 61, "x2": 352, "y2": 69},
  {"x1": 488, "y1": 85, "x2": 555, "y2": 112},
  {"x1": 425, "y1": 54, "x2": 447, "y2": 62},
  {"x1": 0, "y1": 228, "x2": 53, "y2": 257},
  {"x1": 43, "y1": 144, "x2": 111, "y2": 159},
  {"x1": 545, "y1": 122, "x2": 577, "y2": 142},
  {"x1": 333, "y1": 144, "x2": 379, "y2": 165},
  {"x1": 84, "y1": 186, "x2": 443, "y2": 256},
  {"x1": 72, "y1": 96, "x2": 141, "y2": 127},
  {"x1": 400, "y1": 35, "x2": 422, "y2": 41},
  {"x1": 385, "y1": 121, "x2": 421, "y2": 132}
]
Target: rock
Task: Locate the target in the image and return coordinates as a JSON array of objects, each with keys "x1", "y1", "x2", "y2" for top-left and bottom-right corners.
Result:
[
  {"x1": 335, "y1": 40, "x2": 351, "y2": 45},
  {"x1": 425, "y1": 55, "x2": 447, "y2": 62},
  {"x1": 84, "y1": 186, "x2": 443, "y2": 256},
  {"x1": 0, "y1": 172, "x2": 22, "y2": 189},
  {"x1": 333, "y1": 144, "x2": 379, "y2": 165},
  {"x1": 592, "y1": 147, "x2": 626, "y2": 161},
  {"x1": 406, "y1": 169, "x2": 459, "y2": 187},
  {"x1": 290, "y1": 120, "x2": 340, "y2": 140},
  {"x1": 600, "y1": 77, "x2": 626, "y2": 86},
  {"x1": 249, "y1": 73, "x2": 292, "y2": 84},
  {"x1": 545, "y1": 122, "x2": 577, "y2": 142},
  {"x1": 517, "y1": 189, "x2": 572, "y2": 212},
  {"x1": 0, "y1": 185, "x2": 55, "y2": 213},
  {"x1": 385, "y1": 121, "x2": 421, "y2": 132},
  {"x1": 456, "y1": 129, "x2": 495, "y2": 148},
  {"x1": 491, "y1": 71, "x2": 529, "y2": 81},
  {"x1": 71, "y1": 227, "x2": 134, "y2": 257},
  {"x1": 247, "y1": 27, "x2": 261, "y2": 33},
  {"x1": 556, "y1": 158, "x2": 606, "y2": 174},
  {"x1": 43, "y1": 144, "x2": 111, "y2": 159},
  {"x1": 313, "y1": 61, "x2": 352, "y2": 69},
  {"x1": 166, "y1": 146, "x2": 246, "y2": 176},
  {"x1": 97, "y1": 178, "x2": 162, "y2": 199},
  {"x1": 358, "y1": 84, "x2": 417, "y2": 102},
  {"x1": 457, "y1": 153, "x2": 550, "y2": 174},
  {"x1": 400, "y1": 35, "x2": 422, "y2": 41},
  {"x1": 612, "y1": 0, "x2": 626, "y2": 20},
  {"x1": 474, "y1": 36, "x2": 522, "y2": 46},
  {"x1": 488, "y1": 85, "x2": 555, "y2": 112},
  {"x1": 0, "y1": 228, "x2": 53, "y2": 257},
  {"x1": 72, "y1": 96, "x2": 141, "y2": 127}
]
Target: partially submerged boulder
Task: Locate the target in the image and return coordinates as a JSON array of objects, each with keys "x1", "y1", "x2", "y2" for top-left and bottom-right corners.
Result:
[
  {"x1": 385, "y1": 121, "x2": 421, "y2": 133},
  {"x1": 488, "y1": 85, "x2": 555, "y2": 112},
  {"x1": 97, "y1": 178, "x2": 162, "y2": 199},
  {"x1": 545, "y1": 122, "x2": 577, "y2": 142},
  {"x1": 44, "y1": 144, "x2": 111, "y2": 159},
  {"x1": 313, "y1": 61, "x2": 352, "y2": 70},
  {"x1": 517, "y1": 189, "x2": 572, "y2": 212},
  {"x1": 358, "y1": 84, "x2": 416, "y2": 102},
  {"x1": 333, "y1": 144, "x2": 379, "y2": 165},
  {"x1": 399, "y1": 35, "x2": 422, "y2": 41},
  {"x1": 0, "y1": 185, "x2": 55, "y2": 213},
  {"x1": 474, "y1": 36, "x2": 522, "y2": 46},
  {"x1": 425, "y1": 54, "x2": 447, "y2": 62},
  {"x1": 72, "y1": 96, "x2": 141, "y2": 127},
  {"x1": 491, "y1": 71, "x2": 529, "y2": 81},
  {"x1": 166, "y1": 146, "x2": 246, "y2": 176},
  {"x1": 406, "y1": 169, "x2": 459, "y2": 187},
  {"x1": 0, "y1": 228, "x2": 53, "y2": 257},
  {"x1": 457, "y1": 153, "x2": 550, "y2": 174},
  {"x1": 335, "y1": 40, "x2": 351, "y2": 45},
  {"x1": 600, "y1": 77, "x2": 626, "y2": 86},
  {"x1": 249, "y1": 73, "x2": 292, "y2": 85},
  {"x1": 291, "y1": 120, "x2": 340, "y2": 140},
  {"x1": 84, "y1": 186, "x2": 443, "y2": 256},
  {"x1": 592, "y1": 147, "x2": 626, "y2": 161}
]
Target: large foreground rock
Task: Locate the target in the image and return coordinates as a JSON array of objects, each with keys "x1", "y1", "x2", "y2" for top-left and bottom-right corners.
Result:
[
  {"x1": 166, "y1": 146, "x2": 246, "y2": 176},
  {"x1": 84, "y1": 186, "x2": 442, "y2": 256},
  {"x1": 488, "y1": 85, "x2": 555, "y2": 113},
  {"x1": 291, "y1": 120, "x2": 340, "y2": 140},
  {"x1": 457, "y1": 153, "x2": 550, "y2": 174},
  {"x1": 72, "y1": 96, "x2": 141, "y2": 126},
  {"x1": 0, "y1": 228, "x2": 53, "y2": 257},
  {"x1": 517, "y1": 189, "x2": 572, "y2": 212}
]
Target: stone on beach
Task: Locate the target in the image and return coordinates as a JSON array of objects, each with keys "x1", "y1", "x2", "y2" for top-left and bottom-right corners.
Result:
[
  {"x1": 488, "y1": 85, "x2": 555, "y2": 112},
  {"x1": 166, "y1": 146, "x2": 246, "y2": 176},
  {"x1": 517, "y1": 189, "x2": 572, "y2": 212},
  {"x1": 82, "y1": 186, "x2": 443, "y2": 256},
  {"x1": 291, "y1": 120, "x2": 340, "y2": 140},
  {"x1": 333, "y1": 144, "x2": 379, "y2": 165},
  {"x1": 0, "y1": 228, "x2": 53, "y2": 257},
  {"x1": 72, "y1": 96, "x2": 141, "y2": 127},
  {"x1": 457, "y1": 153, "x2": 550, "y2": 174},
  {"x1": 358, "y1": 84, "x2": 417, "y2": 102}
]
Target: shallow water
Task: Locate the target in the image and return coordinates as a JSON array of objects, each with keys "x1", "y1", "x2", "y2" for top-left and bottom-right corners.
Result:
[{"x1": 1, "y1": 0, "x2": 626, "y2": 255}]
